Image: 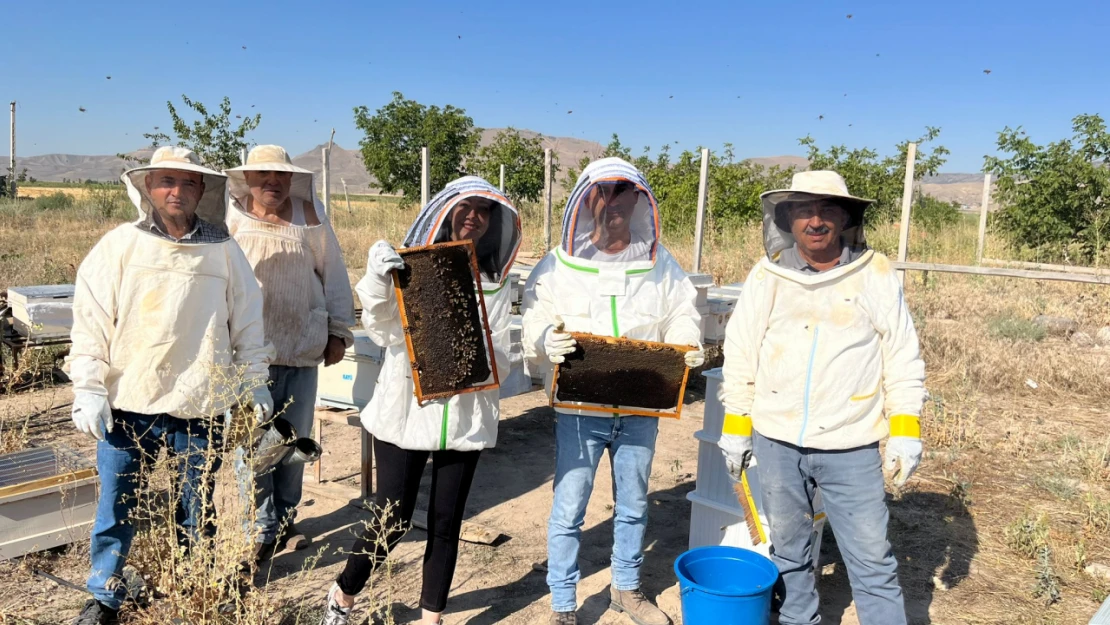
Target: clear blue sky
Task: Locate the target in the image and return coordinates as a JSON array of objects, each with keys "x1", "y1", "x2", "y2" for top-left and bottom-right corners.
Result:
[{"x1": 3, "y1": 0, "x2": 1106, "y2": 171}]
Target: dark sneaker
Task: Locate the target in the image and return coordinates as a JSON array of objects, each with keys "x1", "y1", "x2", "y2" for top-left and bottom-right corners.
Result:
[
  {"x1": 550, "y1": 611, "x2": 577, "y2": 625},
  {"x1": 609, "y1": 587, "x2": 671, "y2": 625},
  {"x1": 72, "y1": 599, "x2": 119, "y2": 625},
  {"x1": 280, "y1": 522, "x2": 310, "y2": 551}
]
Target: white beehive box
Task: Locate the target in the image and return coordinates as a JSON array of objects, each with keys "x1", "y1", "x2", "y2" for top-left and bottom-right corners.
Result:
[
  {"x1": 687, "y1": 273, "x2": 714, "y2": 308},
  {"x1": 691, "y1": 369, "x2": 825, "y2": 564},
  {"x1": 316, "y1": 330, "x2": 385, "y2": 410},
  {"x1": 7, "y1": 285, "x2": 75, "y2": 340},
  {"x1": 0, "y1": 446, "x2": 98, "y2": 560},
  {"x1": 701, "y1": 297, "x2": 737, "y2": 344},
  {"x1": 499, "y1": 316, "x2": 534, "y2": 398}
]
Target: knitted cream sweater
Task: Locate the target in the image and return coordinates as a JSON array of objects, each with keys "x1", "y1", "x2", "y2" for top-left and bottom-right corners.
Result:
[{"x1": 228, "y1": 201, "x2": 355, "y2": 367}]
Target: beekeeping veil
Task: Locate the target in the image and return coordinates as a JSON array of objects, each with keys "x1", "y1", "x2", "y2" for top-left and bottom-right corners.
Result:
[
  {"x1": 403, "y1": 176, "x2": 522, "y2": 286},
  {"x1": 561, "y1": 157, "x2": 660, "y2": 264},
  {"x1": 121, "y1": 146, "x2": 229, "y2": 238},
  {"x1": 224, "y1": 144, "x2": 323, "y2": 219},
  {"x1": 760, "y1": 170, "x2": 873, "y2": 261}
]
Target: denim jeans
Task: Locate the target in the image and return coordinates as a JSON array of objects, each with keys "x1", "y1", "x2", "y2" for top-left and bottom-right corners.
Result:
[
  {"x1": 754, "y1": 432, "x2": 906, "y2": 625},
  {"x1": 547, "y1": 414, "x2": 658, "y2": 613},
  {"x1": 235, "y1": 365, "x2": 318, "y2": 544},
  {"x1": 87, "y1": 410, "x2": 223, "y2": 609}
]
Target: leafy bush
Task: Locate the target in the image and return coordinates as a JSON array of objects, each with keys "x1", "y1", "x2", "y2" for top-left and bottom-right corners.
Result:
[
  {"x1": 984, "y1": 114, "x2": 1110, "y2": 262},
  {"x1": 469, "y1": 128, "x2": 555, "y2": 204},
  {"x1": 34, "y1": 191, "x2": 74, "y2": 211},
  {"x1": 88, "y1": 185, "x2": 129, "y2": 219},
  {"x1": 913, "y1": 194, "x2": 962, "y2": 232}
]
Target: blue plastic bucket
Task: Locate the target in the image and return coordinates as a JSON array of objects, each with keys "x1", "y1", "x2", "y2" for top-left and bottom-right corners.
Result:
[{"x1": 674, "y1": 545, "x2": 779, "y2": 624}]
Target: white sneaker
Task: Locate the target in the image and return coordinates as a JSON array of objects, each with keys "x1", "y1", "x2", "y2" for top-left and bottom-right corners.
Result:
[{"x1": 319, "y1": 583, "x2": 352, "y2": 625}]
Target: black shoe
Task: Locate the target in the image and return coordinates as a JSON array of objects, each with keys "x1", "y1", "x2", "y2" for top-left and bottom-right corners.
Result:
[{"x1": 72, "y1": 599, "x2": 119, "y2": 625}]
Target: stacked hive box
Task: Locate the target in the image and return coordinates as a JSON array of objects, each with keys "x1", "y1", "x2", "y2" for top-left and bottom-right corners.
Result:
[
  {"x1": 689, "y1": 368, "x2": 826, "y2": 565},
  {"x1": 315, "y1": 330, "x2": 385, "y2": 410}
]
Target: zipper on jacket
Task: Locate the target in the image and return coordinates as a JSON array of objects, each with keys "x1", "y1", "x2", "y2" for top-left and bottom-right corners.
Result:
[
  {"x1": 440, "y1": 403, "x2": 450, "y2": 450},
  {"x1": 798, "y1": 325, "x2": 820, "y2": 447}
]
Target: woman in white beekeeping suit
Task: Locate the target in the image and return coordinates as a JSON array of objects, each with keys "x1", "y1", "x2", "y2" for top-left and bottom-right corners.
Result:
[
  {"x1": 318, "y1": 176, "x2": 520, "y2": 625},
  {"x1": 521, "y1": 157, "x2": 704, "y2": 625}
]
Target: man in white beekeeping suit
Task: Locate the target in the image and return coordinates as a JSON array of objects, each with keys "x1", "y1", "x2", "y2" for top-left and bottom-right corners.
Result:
[
  {"x1": 522, "y1": 157, "x2": 704, "y2": 625},
  {"x1": 66, "y1": 147, "x2": 273, "y2": 625},
  {"x1": 717, "y1": 170, "x2": 925, "y2": 625}
]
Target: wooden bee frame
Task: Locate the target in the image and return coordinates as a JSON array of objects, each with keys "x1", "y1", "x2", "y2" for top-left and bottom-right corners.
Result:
[
  {"x1": 549, "y1": 333, "x2": 694, "y2": 419},
  {"x1": 392, "y1": 239, "x2": 500, "y2": 405}
]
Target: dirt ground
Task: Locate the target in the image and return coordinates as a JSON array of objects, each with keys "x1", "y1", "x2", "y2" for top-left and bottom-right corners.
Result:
[{"x1": 1, "y1": 376, "x2": 1106, "y2": 624}]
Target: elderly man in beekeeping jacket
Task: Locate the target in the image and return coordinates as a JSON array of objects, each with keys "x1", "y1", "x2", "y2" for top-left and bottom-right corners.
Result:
[
  {"x1": 66, "y1": 146, "x2": 273, "y2": 625},
  {"x1": 522, "y1": 158, "x2": 704, "y2": 625},
  {"x1": 225, "y1": 145, "x2": 355, "y2": 561},
  {"x1": 717, "y1": 170, "x2": 926, "y2": 625}
]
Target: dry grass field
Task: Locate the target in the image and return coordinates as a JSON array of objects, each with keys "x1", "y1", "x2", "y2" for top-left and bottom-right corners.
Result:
[{"x1": 1, "y1": 191, "x2": 1109, "y2": 624}]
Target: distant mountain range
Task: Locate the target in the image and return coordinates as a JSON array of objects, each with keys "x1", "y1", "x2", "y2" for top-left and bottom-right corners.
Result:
[{"x1": 2, "y1": 130, "x2": 988, "y2": 206}]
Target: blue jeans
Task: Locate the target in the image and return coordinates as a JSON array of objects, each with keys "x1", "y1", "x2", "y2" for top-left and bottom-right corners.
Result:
[
  {"x1": 547, "y1": 414, "x2": 659, "y2": 613},
  {"x1": 87, "y1": 410, "x2": 223, "y2": 609},
  {"x1": 754, "y1": 432, "x2": 906, "y2": 625},
  {"x1": 235, "y1": 365, "x2": 318, "y2": 544}
]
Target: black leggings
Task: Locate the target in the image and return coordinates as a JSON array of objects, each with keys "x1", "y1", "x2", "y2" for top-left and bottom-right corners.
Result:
[{"x1": 336, "y1": 438, "x2": 482, "y2": 612}]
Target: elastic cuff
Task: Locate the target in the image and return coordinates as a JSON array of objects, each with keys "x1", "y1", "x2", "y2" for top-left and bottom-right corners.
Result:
[
  {"x1": 722, "y1": 413, "x2": 753, "y2": 437},
  {"x1": 889, "y1": 414, "x2": 921, "y2": 438}
]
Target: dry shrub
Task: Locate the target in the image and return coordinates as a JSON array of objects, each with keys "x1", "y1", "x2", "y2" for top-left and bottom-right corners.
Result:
[{"x1": 1005, "y1": 511, "x2": 1050, "y2": 559}]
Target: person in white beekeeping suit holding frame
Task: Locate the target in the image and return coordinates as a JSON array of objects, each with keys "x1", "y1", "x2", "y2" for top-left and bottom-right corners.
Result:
[{"x1": 522, "y1": 157, "x2": 704, "y2": 625}]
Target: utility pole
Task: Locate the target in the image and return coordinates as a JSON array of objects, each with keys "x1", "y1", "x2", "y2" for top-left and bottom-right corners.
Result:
[{"x1": 9, "y1": 101, "x2": 16, "y2": 198}]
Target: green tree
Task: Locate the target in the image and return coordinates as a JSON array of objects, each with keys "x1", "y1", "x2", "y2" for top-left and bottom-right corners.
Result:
[
  {"x1": 984, "y1": 114, "x2": 1110, "y2": 261},
  {"x1": 138, "y1": 95, "x2": 261, "y2": 171},
  {"x1": 354, "y1": 92, "x2": 479, "y2": 205},
  {"x1": 469, "y1": 128, "x2": 557, "y2": 203},
  {"x1": 799, "y1": 127, "x2": 949, "y2": 223}
]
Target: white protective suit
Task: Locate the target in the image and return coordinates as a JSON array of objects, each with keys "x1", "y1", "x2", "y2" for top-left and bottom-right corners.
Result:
[
  {"x1": 356, "y1": 177, "x2": 520, "y2": 451},
  {"x1": 719, "y1": 187, "x2": 926, "y2": 450},
  {"x1": 67, "y1": 148, "x2": 272, "y2": 420},
  {"x1": 522, "y1": 158, "x2": 703, "y2": 416}
]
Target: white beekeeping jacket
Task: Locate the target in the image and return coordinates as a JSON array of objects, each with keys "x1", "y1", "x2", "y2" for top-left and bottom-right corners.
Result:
[{"x1": 66, "y1": 147, "x2": 273, "y2": 420}]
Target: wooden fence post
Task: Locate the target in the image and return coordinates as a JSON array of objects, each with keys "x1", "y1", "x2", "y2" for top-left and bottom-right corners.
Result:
[
  {"x1": 896, "y1": 143, "x2": 917, "y2": 288},
  {"x1": 693, "y1": 148, "x2": 710, "y2": 273},
  {"x1": 976, "y1": 173, "x2": 992, "y2": 264}
]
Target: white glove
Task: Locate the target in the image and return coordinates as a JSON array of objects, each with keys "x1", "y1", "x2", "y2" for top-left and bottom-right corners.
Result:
[
  {"x1": 884, "y1": 437, "x2": 923, "y2": 487},
  {"x1": 241, "y1": 382, "x2": 274, "y2": 425},
  {"x1": 543, "y1": 325, "x2": 577, "y2": 364},
  {"x1": 685, "y1": 347, "x2": 705, "y2": 368},
  {"x1": 72, "y1": 391, "x2": 113, "y2": 441},
  {"x1": 718, "y1": 433, "x2": 752, "y2": 481},
  {"x1": 368, "y1": 240, "x2": 404, "y2": 278}
]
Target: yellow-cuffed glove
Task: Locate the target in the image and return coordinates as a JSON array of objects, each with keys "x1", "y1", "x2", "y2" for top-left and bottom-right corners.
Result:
[
  {"x1": 884, "y1": 415, "x2": 923, "y2": 487},
  {"x1": 718, "y1": 413, "x2": 753, "y2": 481}
]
